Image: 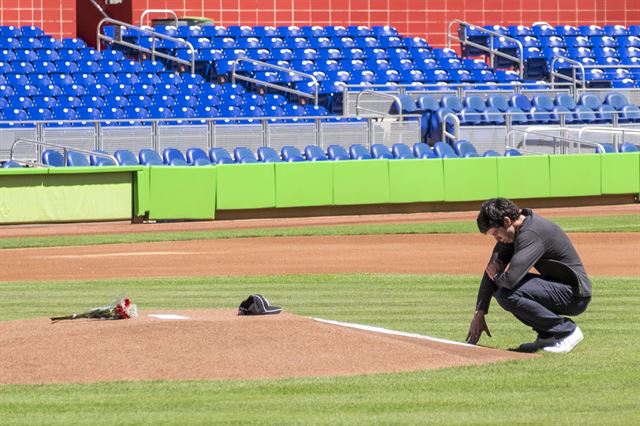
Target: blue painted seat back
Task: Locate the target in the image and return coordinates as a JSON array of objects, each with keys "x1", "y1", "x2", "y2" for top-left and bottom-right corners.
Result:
[
  {"x1": 186, "y1": 147, "x2": 210, "y2": 165},
  {"x1": 595, "y1": 143, "x2": 616, "y2": 153},
  {"x1": 504, "y1": 148, "x2": 522, "y2": 156},
  {"x1": 304, "y1": 145, "x2": 327, "y2": 161},
  {"x1": 209, "y1": 147, "x2": 235, "y2": 164},
  {"x1": 163, "y1": 148, "x2": 188, "y2": 166},
  {"x1": 139, "y1": 149, "x2": 164, "y2": 166},
  {"x1": 281, "y1": 145, "x2": 305, "y2": 162},
  {"x1": 619, "y1": 142, "x2": 639, "y2": 153},
  {"x1": 454, "y1": 140, "x2": 479, "y2": 157},
  {"x1": 392, "y1": 143, "x2": 415, "y2": 159},
  {"x1": 370, "y1": 143, "x2": 393, "y2": 159},
  {"x1": 349, "y1": 144, "x2": 372, "y2": 160},
  {"x1": 90, "y1": 151, "x2": 116, "y2": 166},
  {"x1": 66, "y1": 150, "x2": 90, "y2": 166},
  {"x1": 327, "y1": 144, "x2": 350, "y2": 160},
  {"x1": 257, "y1": 146, "x2": 282, "y2": 162},
  {"x1": 433, "y1": 141, "x2": 459, "y2": 158},
  {"x1": 413, "y1": 142, "x2": 436, "y2": 159},
  {"x1": 114, "y1": 149, "x2": 138, "y2": 166},
  {"x1": 42, "y1": 149, "x2": 64, "y2": 166},
  {"x1": 234, "y1": 147, "x2": 258, "y2": 163}
]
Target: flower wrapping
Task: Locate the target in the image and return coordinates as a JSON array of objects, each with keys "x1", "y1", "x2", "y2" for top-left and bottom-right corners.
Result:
[{"x1": 50, "y1": 297, "x2": 138, "y2": 323}]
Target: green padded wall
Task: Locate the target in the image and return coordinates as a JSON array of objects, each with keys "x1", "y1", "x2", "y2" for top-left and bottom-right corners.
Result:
[
  {"x1": 216, "y1": 163, "x2": 276, "y2": 210},
  {"x1": 443, "y1": 157, "x2": 498, "y2": 202},
  {"x1": 333, "y1": 160, "x2": 390, "y2": 205},
  {"x1": 275, "y1": 161, "x2": 333, "y2": 208},
  {"x1": 549, "y1": 154, "x2": 601, "y2": 197},
  {"x1": 134, "y1": 167, "x2": 150, "y2": 218},
  {"x1": 148, "y1": 166, "x2": 217, "y2": 220},
  {"x1": 388, "y1": 159, "x2": 444, "y2": 203},
  {"x1": 0, "y1": 167, "x2": 133, "y2": 223},
  {"x1": 497, "y1": 155, "x2": 551, "y2": 199},
  {"x1": 600, "y1": 152, "x2": 640, "y2": 195}
]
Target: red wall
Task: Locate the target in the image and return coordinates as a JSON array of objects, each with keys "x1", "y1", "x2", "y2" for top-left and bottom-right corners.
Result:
[{"x1": 0, "y1": 0, "x2": 638, "y2": 47}]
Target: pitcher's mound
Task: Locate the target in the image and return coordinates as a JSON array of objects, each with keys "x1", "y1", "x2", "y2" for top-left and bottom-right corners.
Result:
[{"x1": 0, "y1": 309, "x2": 536, "y2": 384}]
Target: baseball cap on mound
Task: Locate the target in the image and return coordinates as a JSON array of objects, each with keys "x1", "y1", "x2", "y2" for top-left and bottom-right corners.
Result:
[{"x1": 238, "y1": 294, "x2": 282, "y2": 316}]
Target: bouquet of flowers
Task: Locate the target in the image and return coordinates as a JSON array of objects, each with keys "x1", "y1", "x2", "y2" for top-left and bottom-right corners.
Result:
[{"x1": 50, "y1": 296, "x2": 138, "y2": 323}]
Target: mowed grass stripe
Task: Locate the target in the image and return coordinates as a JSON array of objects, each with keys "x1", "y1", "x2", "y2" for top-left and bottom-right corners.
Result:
[
  {"x1": 1, "y1": 214, "x2": 638, "y2": 249},
  {"x1": 0, "y1": 274, "x2": 638, "y2": 425}
]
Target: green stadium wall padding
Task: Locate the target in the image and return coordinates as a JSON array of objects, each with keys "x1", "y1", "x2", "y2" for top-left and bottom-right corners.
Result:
[
  {"x1": 0, "y1": 167, "x2": 133, "y2": 223},
  {"x1": 148, "y1": 166, "x2": 217, "y2": 220},
  {"x1": 216, "y1": 163, "x2": 276, "y2": 210},
  {"x1": 443, "y1": 157, "x2": 499, "y2": 201},
  {"x1": 134, "y1": 167, "x2": 150, "y2": 218},
  {"x1": 274, "y1": 161, "x2": 333, "y2": 208},
  {"x1": 549, "y1": 154, "x2": 602, "y2": 197},
  {"x1": 600, "y1": 152, "x2": 640, "y2": 195},
  {"x1": 388, "y1": 159, "x2": 444, "y2": 203},
  {"x1": 333, "y1": 160, "x2": 390, "y2": 205},
  {"x1": 497, "y1": 155, "x2": 551, "y2": 199}
]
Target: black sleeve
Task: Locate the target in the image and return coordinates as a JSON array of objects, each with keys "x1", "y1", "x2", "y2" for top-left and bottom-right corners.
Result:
[
  {"x1": 494, "y1": 229, "x2": 545, "y2": 289},
  {"x1": 475, "y1": 243, "x2": 514, "y2": 313}
]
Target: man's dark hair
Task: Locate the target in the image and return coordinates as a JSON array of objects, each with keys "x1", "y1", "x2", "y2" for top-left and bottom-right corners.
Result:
[{"x1": 477, "y1": 198, "x2": 520, "y2": 233}]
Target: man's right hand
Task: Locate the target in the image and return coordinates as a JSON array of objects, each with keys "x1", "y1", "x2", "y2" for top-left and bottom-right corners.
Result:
[{"x1": 466, "y1": 310, "x2": 491, "y2": 345}]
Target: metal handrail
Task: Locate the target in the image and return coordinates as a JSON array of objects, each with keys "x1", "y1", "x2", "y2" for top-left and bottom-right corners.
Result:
[
  {"x1": 577, "y1": 126, "x2": 640, "y2": 151},
  {"x1": 550, "y1": 56, "x2": 586, "y2": 99},
  {"x1": 441, "y1": 112, "x2": 460, "y2": 143},
  {"x1": 355, "y1": 90, "x2": 403, "y2": 119},
  {"x1": 506, "y1": 128, "x2": 609, "y2": 154},
  {"x1": 231, "y1": 57, "x2": 319, "y2": 105},
  {"x1": 96, "y1": 17, "x2": 195, "y2": 74},
  {"x1": 139, "y1": 9, "x2": 179, "y2": 27},
  {"x1": 10, "y1": 138, "x2": 118, "y2": 167},
  {"x1": 447, "y1": 19, "x2": 525, "y2": 78}
]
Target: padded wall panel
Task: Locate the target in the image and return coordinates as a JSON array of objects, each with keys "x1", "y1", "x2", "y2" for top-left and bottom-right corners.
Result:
[
  {"x1": 216, "y1": 163, "x2": 276, "y2": 210},
  {"x1": 0, "y1": 168, "x2": 133, "y2": 224},
  {"x1": 388, "y1": 159, "x2": 444, "y2": 203},
  {"x1": 333, "y1": 160, "x2": 390, "y2": 205},
  {"x1": 275, "y1": 162, "x2": 333, "y2": 208},
  {"x1": 497, "y1": 155, "x2": 551, "y2": 199},
  {"x1": 134, "y1": 167, "x2": 150, "y2": 218},
  {"x1": 443, "y1": 157, "x2": 498, "y2": 202},
  {"x1": 600, "y1": 153, "x2": 640, "y2": 195},
  {"x1": 549, "y1": 154, "x2": 602, "y2": 197},
  {"x1": 148, "y1": 166, "x2": 216, "y2": 220}
]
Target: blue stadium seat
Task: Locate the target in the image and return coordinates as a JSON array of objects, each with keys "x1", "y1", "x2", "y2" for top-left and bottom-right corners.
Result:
[
  {"x1": 604, "y1": 92, "x2": 629, "y2": 110},
  {"x1": 281, "y1": 145, "x2": 305, "y2": 162},
  {"x1": 619, "y1": 142, "x2": 639, "y2": 153},
  {"x1": 42, "y1": 149, "x2": 64, "y2": 166},
  {"x1": 234, "y1": 147, "x2": 258, "y2": 163},
  {"x1": 371, "y1": 144, "x2": 393, "y2": 159},
  {"x1": 454, "y1": 140, "x2": 479, "y2": 157},
  {"x1": 66, "y1": 150, "x2": 90, "y2": 167},
  {"x1": 413, "y1": 142, "x2": 436, "y2": 159},
  {"x1": 162, "y1": 148, "x2": 188, "y2": 166},
  {"x1": 2, "y1": 161, "x2": 23, "y2": 168},
  {"x1": 256, "y1": 147, "x2": 282, "y2": 163},
  {"x1": 208, "y1": 147, "x2": 234, "y2": 164},
  {"x1": 139, "y1": 149, "x2": 164, "y2": 166},
  {"x1": 349, "y1": 144, "x2": 372, "y2": 160},
  {"x1": 482, "y1": 150, "x2": 501, "y2": 157},
  {"x1": 504, "y1": 148, "x2": 522, "y2": 156},
  {"x1": 304, "y1": 145, "x2": 327, "y2": 161},
  {"x1": 433, "y1": 141, "x2": 459, "y2": 158},
  {"x1": 595, "y1": 143, "x2": 616, "y2": 154},
  {"x1": 621, "y1": 104, "x2": 640, "y2": 122},
  {"x1": 327, "y1": 144, "x2": 350, "y2": 161},
  {"x1": 391, "y1": 143, "x2": 415, "y2": 159},
  {"x1": 114, "y1": 149, "x2": 139, "y2": 166}
]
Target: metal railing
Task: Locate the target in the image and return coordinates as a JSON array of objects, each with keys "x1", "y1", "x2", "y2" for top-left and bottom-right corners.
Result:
[
  {"x1": 231, "y1": 57, "x2": 319, "y2": 105},
  {"x1": 355, "y1": 90, "x2": 404, "y2": 118},
  {"x1": 577, "y1": 126, "x2": 640, "y2": 151},
  {"x1": 139, "y1": 9, "x2": 179, "y2": 27},
  {"x1": 11, "y1": 138, "x2": 118, "y2": 167},
  {"x1": 550, "y1": 56, "x2": 587, "y2": 100},
  {"x1": 96, "y1": 17, "x2": 195, "y2": 74},
  {"x1": 447, "y1": 19, "x2": 525, "y2": 78},
  {"x1": 441, "y1": 112, "x2": 460, "y2": 143},
  {"x1": 506, "y1": 128, "x2": 610, "y2": 154}
]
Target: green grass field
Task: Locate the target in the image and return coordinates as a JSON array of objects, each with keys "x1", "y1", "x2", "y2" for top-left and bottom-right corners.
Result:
[
  {"x1": 0, "y1": 214, "x2": 637, "y2": 249},
  {"x1": 1, "y1": 215, "x2": 638, "y2": 425},
  {"x1": 0, "y1": 275, "x2": 638, "y2": 425}
]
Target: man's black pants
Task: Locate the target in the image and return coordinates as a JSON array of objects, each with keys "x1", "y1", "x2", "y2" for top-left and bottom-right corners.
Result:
[{"x1": 494, "y1": 274, "x2": 591, "y2": 338}]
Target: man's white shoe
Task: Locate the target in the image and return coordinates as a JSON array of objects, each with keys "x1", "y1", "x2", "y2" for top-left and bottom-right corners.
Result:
[{"x1": 542, "y1": 326, "x2": 583, "y2": 353}]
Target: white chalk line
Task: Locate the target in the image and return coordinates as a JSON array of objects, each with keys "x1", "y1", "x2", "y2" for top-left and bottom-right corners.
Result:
[
  {"x1": 312, "y1": 318, "x2": 476, "y2": 348},
  {"x1": 36, "y1": 251, "x2": 203, "y2": 259},
  {"x1": 147, "y1": 314, "x2": 190, "y2": 320}
]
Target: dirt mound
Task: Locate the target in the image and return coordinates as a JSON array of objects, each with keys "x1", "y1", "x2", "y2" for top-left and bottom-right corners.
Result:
[{"x1": 0, "y1": 309, "x2": 535, "y2": 384}]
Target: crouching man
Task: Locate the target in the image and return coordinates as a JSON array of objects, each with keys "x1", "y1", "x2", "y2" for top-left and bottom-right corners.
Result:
[{"x1": 466, "y1": 198, "x2": 592, "y2": 353}]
